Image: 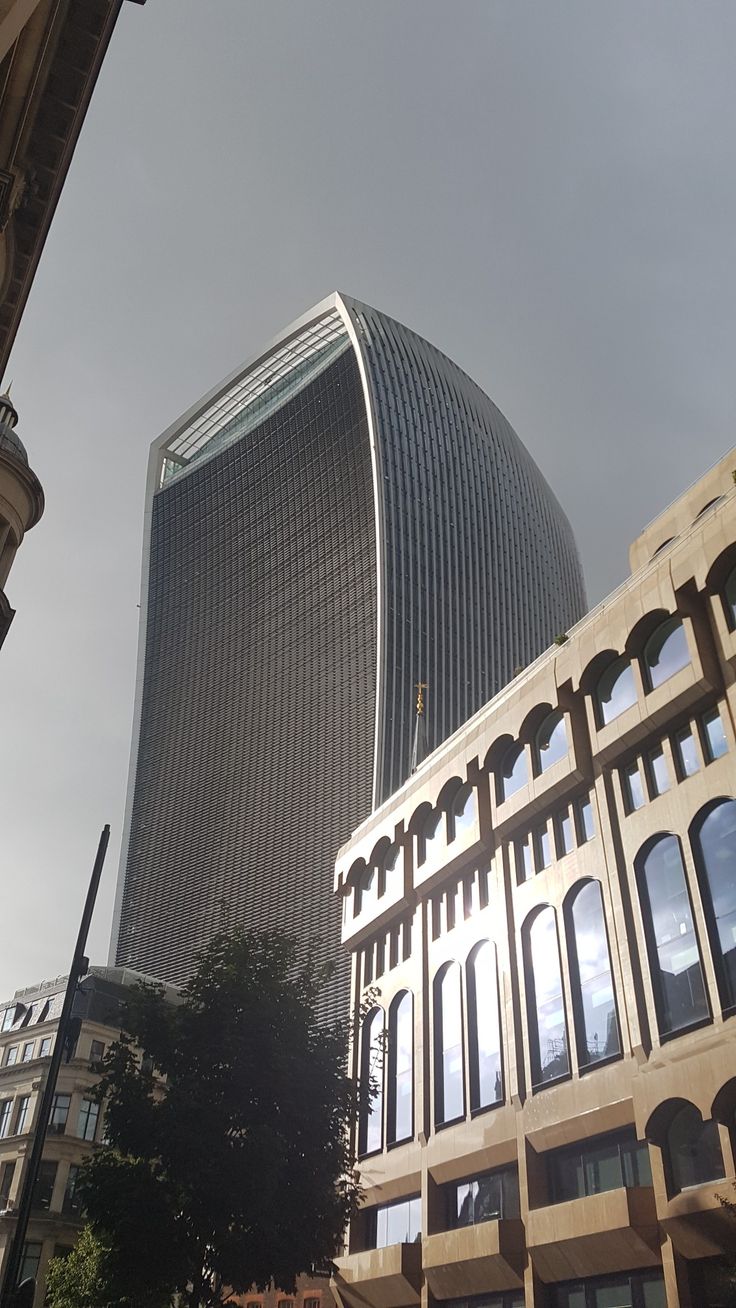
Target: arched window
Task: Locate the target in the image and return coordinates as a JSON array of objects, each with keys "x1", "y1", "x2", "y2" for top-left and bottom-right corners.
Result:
[
  {"x1": 433, "y1": 963, "x2": 464, "y2": 1125},
  {"x1": 450, "y1": 785, "x2": 476, "y2": 840},
  {"x1": 523, "y1": 907, "x2": 570, "y2": 1086},
  {"x1": 636, "y1": 835, "x2": 709, "y2": 1036},
  {"x1": 566, "y1": 881, "x2": 621, "y2": 1068},
  {"x1": 666, "y1": 1104, "x2": 725, "y2": 1193},
  {"x1": 387, "y1": 991, "x2": 413, "y2": 1145},
  {"x1": 596, "y1": 657, "x2": 637, "y2": 726},
  {"x1": 497, "y1": 742, "x2": 528, "y2": 802},
  {"x1": 694, "y1": 497, "x2": 723, "y2": 521},
  {"x1": 691, "y1": 800, "x2": 736, "y2": 1011},
  {"x1": 535, "y1": 710, "x2": 568, "y2": 773},
  {"x1": 466, "y1": 941, "x2": 503, "y2": 1111},
  {"x1": 358, "y1": 1007, "x2": 384, "y2": 1156},
  {"x1": 419, "y1": 809, "x2": 444, "y2": 865},
  {"x1": 642, "y1": 617, "x2": 690, "y2": 691},
  {"x1": 651, "y1": 536, "x2": 675, "y2": 560},
  {"x1": 724, "y1": 565, "x2": 736, "y2": 631}
]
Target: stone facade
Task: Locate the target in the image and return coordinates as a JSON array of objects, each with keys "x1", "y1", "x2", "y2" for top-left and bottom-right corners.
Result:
[{"x1": 333, "y1": 450, "x2": 736, "y2": 1308}]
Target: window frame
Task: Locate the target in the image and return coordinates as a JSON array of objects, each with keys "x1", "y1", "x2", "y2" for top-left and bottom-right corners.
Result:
[{"x1": 635, "y1": 834, "x2": 711, "y2": 1040}]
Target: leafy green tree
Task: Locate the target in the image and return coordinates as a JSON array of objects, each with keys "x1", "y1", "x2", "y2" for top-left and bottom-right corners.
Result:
[
  {"x1": 45, "y1": 1225, "x2": 163, "y2": 1308},
  {"x1": 76, "y1": 930, "x2": 362, "y2": 1308}
]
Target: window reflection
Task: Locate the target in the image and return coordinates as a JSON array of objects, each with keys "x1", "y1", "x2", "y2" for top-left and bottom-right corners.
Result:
[
  {"x1": 434, "y1": 963, "x2": 464, "y2": 1124},
  {"x1": 643, "y1": 617, "x2": 690, "y2": 691},
  {"x1": 637, "y1": 836, "x2": 709, "y2": 1035},
  {"x1": 467, "y1": 942, "x2": 503, "y2": 1111},
  {"x1": 524, "y1": 907, "x2": 570, "y2": 1086},
  {"x1": 691, "y1": 800, "x2": 736, "y2": 1010},
  {"x1": 566, "y1": 882, "x2": 620, "y2": 1067},
  {"x1": 536, "y1": 711, "x2": 568, "y2": 773},
  {"x1": 359, "y1": 1007, "x2": 384, "y2": 1155},
  {"x1": 387, "y1": 991, "x2": 413, "y2": 1144},
  {"x1": 498, "y1": 742, "x2": 528, "y2": 802},
  {"x1": 666, "y1": 1104, "x2": 725, "y2": 1193},
  {"x1": 596, "y1": 657, "x2": 637, "y2": 726}
]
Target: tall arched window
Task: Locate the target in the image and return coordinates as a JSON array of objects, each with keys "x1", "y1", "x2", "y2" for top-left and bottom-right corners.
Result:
[
  {"x1": 387, "y1": 991, "x2": 413, "y2": 1145},
  {"x1": 691, "y1": 800, "x2": 736, "y2": 1011},
  {"x1": 636, "y1": 835, "x2": 709, "y2": 1036},
  {"x1": 498, "y1": 742, "x2": 528, "y2": 802},
  {"x1": 450, "y1": 785, "x2": 476, "y2": 840},
  {"x1": 523, "y1": 907, "x2": 570, "y2": 1086},
  {"x1": 565, "y1": 881, "x2": 621, "y2": 1068},
  {"x1": 666, "y1": 1104, "x2": 725, "y2": 1193},
  {"x1": 433, "y1": 963, "x2": 464, "y2": 1125},
  {"x1": 642, "y1": 617, "x2": 690, "y2": 691},
  {"x1": 596, "y1": 656, "x2": 637, "y2": 726},
  {"x1": 535, "y1": 711, "x2": 568, "y2": 774},
  {"x1": 723, "y1": 565, "x2": 736, "y2": 630},
  {"x1": 466, "y1": 941, "x2": 503, "y2": 1110},
  {"x1": 358, "y1": 1007, "x2": 384, "y2": 1156},
  {"x1": 354, "y1": 865, "x2": 378, "y2": 917}
]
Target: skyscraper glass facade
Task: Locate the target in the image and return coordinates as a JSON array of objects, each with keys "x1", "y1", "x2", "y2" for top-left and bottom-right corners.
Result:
[{"x1": 111, "y1": 294, "x2": 586, "y2": 1010}]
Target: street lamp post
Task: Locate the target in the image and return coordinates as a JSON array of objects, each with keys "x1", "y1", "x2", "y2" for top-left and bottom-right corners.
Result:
[{"x1": 0, "y1": 826, "x2": 110, "y2": 1308}]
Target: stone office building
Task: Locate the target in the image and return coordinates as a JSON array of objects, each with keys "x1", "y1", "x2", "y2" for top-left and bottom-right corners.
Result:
[
  {"x1": 0, "y1": 968, "x2": 144, "y2": 1306},
  {"x1": 333, "y1": 450, "x2": 736, "y2": 1308}
]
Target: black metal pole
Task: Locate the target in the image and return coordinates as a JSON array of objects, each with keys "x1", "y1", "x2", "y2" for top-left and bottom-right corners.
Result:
[{"x1": 0, "y1": 825, "x2": 110, "y2": 1308}]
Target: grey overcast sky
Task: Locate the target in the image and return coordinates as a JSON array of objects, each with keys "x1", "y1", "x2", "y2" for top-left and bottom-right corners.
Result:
[{"x1": 1, "y1": 0, "x2": 735, "y2": 1000}]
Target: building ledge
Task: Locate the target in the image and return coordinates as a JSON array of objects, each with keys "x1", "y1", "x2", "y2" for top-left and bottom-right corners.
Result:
[
  {"x1": 527, "y1": 1186, "x2": 660, "y2": 1282},
  {"x1": 333, "y1": 1242, "x2": 421, "y2": 1308},
  {"x1": 422, "y1": 1219, "x2": 524, "y2": 1297},
  {"x1": 660, "y1": 1179, "x2": 736, "y2": 1259}
]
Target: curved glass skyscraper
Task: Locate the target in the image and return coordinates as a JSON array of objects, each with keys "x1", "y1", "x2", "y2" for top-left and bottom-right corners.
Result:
[{"x1": 111, "y1": 294, "x2": 586, "y2": 1005}]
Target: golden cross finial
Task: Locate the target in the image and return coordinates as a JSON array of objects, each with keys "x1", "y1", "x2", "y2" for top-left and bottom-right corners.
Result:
[{"x1": 415, "y1": 682, "x2": 428, "y2": 716}]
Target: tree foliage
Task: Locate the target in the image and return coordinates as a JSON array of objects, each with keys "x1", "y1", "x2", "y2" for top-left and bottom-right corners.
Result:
[
  {"x1": 77, "y1": 930, "x2": 362, "y2": 1308},
  {"x1": 45, "y1": 1225, "x2": 163, "y2": 1308}
]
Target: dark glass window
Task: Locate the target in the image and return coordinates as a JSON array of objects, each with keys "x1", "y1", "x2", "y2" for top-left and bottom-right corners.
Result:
[
  {"x1": 358, "y1": 1007, "x2": 384, "y2": 1155},
  {"x1": 723, "y1": 565, "x2": 736, "y2": 630},
  {"x1": 643, "y1": 617, "x2": 690, "y2": 691},
  {"x1": 449, "y1": 1166, "x2": 519, "y2": 1227},
  {"x1": 691, "y1": 801, "x2": 736, "y2": 1010},
  {"x1": 552, "y1": 1270, "x2": 665, "y2": 1308},
  {"x1": 566, "y1": 881, "x2": 621, "y2": 1067},
  {"x1": 0, "y1": 1161, "x2": 15, "y2": 1204},
  {"x1": 49, "y1": 1093, "x2": 70, "y2": 1135},
  {"x1": 89, "y1": 1039, "x2": 106, "y2": 1068},
  {"x1": 450, "y1": 786, "x2": 476, "y2": 840},
  {"x1": 497, "y1": 742, "x2": 528, "y2": 802},
  {"x1": 467, "y1": 942, "x2": 503, "y2": 1111},
  {"x1": 596, "y1": 657, "x2": 637, "y2": 726},
  {"x1": 666, "y1": 1105, "x2": 725, "y2": 1193},
  {"x1": 637, "y1": 836, "x2": 709, "y2": 1036},
  {"x1": 78, "y1": 1098, "x2": 99, "y2": 1142},
  {"x1": 33, "y1": 1160, "x2": 57, "y2": 1211},
  {"x1": 368, "y1": 1195, "x2": 421, "y2": 1248},
  {"x1": 387, "y1": 991, "x2": 413, "y2": 1145},
  {"x1": 536, "y1": 710, "x2": 568, "y2": 773},
  {"x1": 524, "y1": 907, "x2": 570, "y2": 1086},
  {"x1": 434, "y1": 962, "x2": 464, "y2": 1124},
  {"x1": 549, "y1": 1131, "x2": 651, "y2": 1203},
  {"x1": 444, "y1": 1296, "x2": 524, "y2": 1308},
  {"x1": 20, "y1": 1243, "x2": 42, "y2": 1284},
  {"x1": 63, "y1": 1164, "x2": 83, "y2": 1216}
]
